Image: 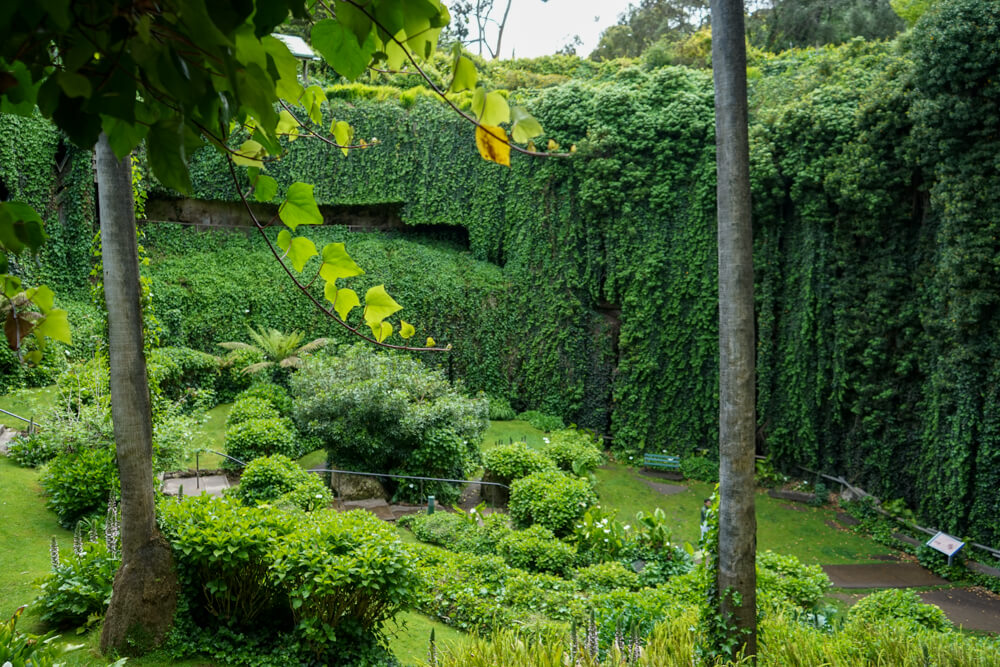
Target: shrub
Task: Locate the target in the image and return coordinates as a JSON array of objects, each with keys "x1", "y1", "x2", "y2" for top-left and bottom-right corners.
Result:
[
  {"x1": 232, "y1": 454, "x2": 331, "y2": 511},
  {"x1": 574, "y1": 561, "x2": 640, "y2": 593},
  {"x1": 0, "y1": 605, "x2": 69, "y2": 666},
  {"x1": 36, "y1": 531, "x2": 118, "y2": 627},
  {"x1": 9, "y1": 403, "x2": 113, "y2": 468},
  {"x1": 40, "y1": 445, "x2": 120, "y2": 527},
  {"x1": 846, "y1": 589, "x2": 952, "y2": 632},
  {"x1": 571, "y1": 505, "x2": 629, "y2": 563},
  {"x1": 226, "y1": 397, "x2": 281, "y2": 428},
  {"x1": 509, "y1": 471, "x2": 596, "y2": 536},
  {"x1": 578, "y1": 587, "x2": 679, "y2": 650},
  {"x1": 757, "y1": 550, "x2": 831, "y2": 610},
  {"x1": 236, "y1": 382, "x2": 293, "y2": 417},
  {"x1": 269, "y1": 510, "x2": 420, "y2": 657},
  {"x1": 56, "y1": 354, "x2": 110, "y2": 409},
  {"x1": 680, "y1": 455, "x2": 718, "y2": 482},
  {"x1": 217, "y1": 347, "x2": 266, "y2": 402},
  {"x1": 152, "y1": 412, "x2": 200, "y2": 472},
  {"x1": 516, "y1": 409, "x2": 565, "y2": 432},
  {"x1": 498, "y1": 525, "x2": 577, "y2": 576},
  {"x1": 482, "y1": 442, "x2": 556, "y2": 485},
  {"x1": 291, "y1": 346, "x2": 487, "y2": 499},
  {"x1": 403, "y1": 511, "x2": 476, "y2": 547},
  {"x1": 486, "y1": 395, "x2": 516, "y2": 420},
  {"x1": 224, "y1": 417, "x2": 298, "y2": 466},
  {"x1": 541, "y1": 428, "x2": 604, "y2": 475},
  {"x1": 146, "y1": 346, "x2": 221, "y2": 408}
]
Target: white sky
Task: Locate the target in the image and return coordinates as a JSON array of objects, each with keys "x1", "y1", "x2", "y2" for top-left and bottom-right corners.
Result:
[{"x1": 451, "y1": 0, "x2": 637, "y2": 60}]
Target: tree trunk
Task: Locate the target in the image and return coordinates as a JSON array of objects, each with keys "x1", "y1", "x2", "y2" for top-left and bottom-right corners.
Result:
[
  {"x1": 95, "y1": 133, "x2": 178, "y2": 655},
  {"x1": 711, "y1": 0, "x2": 757, "y2": 661}
]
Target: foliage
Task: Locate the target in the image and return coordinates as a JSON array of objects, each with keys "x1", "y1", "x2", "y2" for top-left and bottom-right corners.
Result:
[
  {"x1": 226, "y1": 397, "x2": 283, "y2": 428},
  {"x1": 680, "y1": 455, "x2": 718, "y2": 482},
  {"x1": 218, "y1": 327, "x2": 328, "y2": 382},
  {"x1": 498, "y1": 525, "x2": 577, "y2": 576},
  {"x1": 223, "y1": 417, "x2": 299, "y2": 467},
  {"x1": 231, "y1": 454, "x2": 331, "y2": 511},
  {"x1": 591, "y1": 0, "x2": 708, "y2": 61},
  {"x1": 236, "y1": 382, "x2": 294, "y2": 417},
  {"x1": 291, "y1": 345, "x2": 487, "y2": 501},
  {"x1": 846, "y1": 589, "x2": 952, "y2": 632},
  {"x1": 756, "y1": 550, "x2": 831, "y2": 610},
  {"x1": 36, "y1": 528, "x2": 119, "y2": 628},
  {"x1": 146, "y1": 346, "x2": 221, "y2": 411},
  {"x1": 486, "y1": 395, "x2": 517, "y2": 421},
  {"x1": 541, "y1": 428, "x2": 605, "y2": 475},
  {"x1": 40, "y1": 444, "x2": 120, "y2": 527},
  {"x1": 0, "y1": 605, "x2": 68, "y2": 667},
  {"x1": 400, "y1": 510, "x2": 513, "y2": 556},
  {"x1": 7, "y1": 403, "x2": 112, "y2": 468},
  {"x1": 152, "y1": 411, "x2": 201, "y2": 472},
  {"x1": 573, "y1": 561, "x2": 640, "y2": 594},
  {"x1": 517, "y1": 410, "x2": 566, "y2": 432},
  {"x1": 482, "y1": 441, "x2": 556, "y2": 484},
  {"x1": 509, "y1": 471, "x2": 597, "y2": 537},
  {"x1": 571, "y1": 505, "x2": 630, "y2": 564},
  {"x1": 746, "y1": 0, "x2": 904, "y2": 51}
]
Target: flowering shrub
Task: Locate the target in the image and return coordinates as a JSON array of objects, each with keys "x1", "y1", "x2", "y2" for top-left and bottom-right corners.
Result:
[
  {"x1": 509, "y1": 471, "x2": 597, "y2": 536},
  {"x1": 572, "y1": 505, "x2": 629, "y2": 563}
]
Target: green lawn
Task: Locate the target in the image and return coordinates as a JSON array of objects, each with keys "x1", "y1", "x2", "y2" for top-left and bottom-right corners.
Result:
[
  {"x1": 0, "y1": 385, "x2": 59, "y2": 430},
  {"x1": 182, "y1": 402, "x2": 232, "y2": 469},
  {"x1": 481, "y1": 419, "x2": 547, "y2": 450}
]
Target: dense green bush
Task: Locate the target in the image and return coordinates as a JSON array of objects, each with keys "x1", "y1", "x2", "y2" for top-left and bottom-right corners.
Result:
[
  {"x1": 680, "y1": 455, "x2": 718, "y2": 482},
  {"x1": 232, "y1": 454, "x2": 331, "y2": 511},
  {"x1": 757, "y1": 550, "x2": 831, "y2": 610},
  {"x1": 36, "y1": 535, "x2": 118, "y2": 627},
  {"x1": 497, "y1": 525, "x2": 576, "y2": 576},
  {"x1": 226, "y1": 397, "x2": 282, "y2": 428},
  {"x1": 40, "y1": 445, "x2": 119, "y2": 527},
  {"x1": 846, "y1": 589, "x2": 952, "y2": 633},
  {"x1": 541, "y1": 428, "x2": 605, "y2": 475},
  {"x1": 574, "y1": 561, "x2": 641, "y2": 594},
  {"x1": 509, "y1": 471, "x2": 597, "y2": 536},
  {"x1": 291, "y1": 345, "x2": 488, "y2": 501},
  {"x1": 236, "y1": 382, "x2": 293, "y2": 417},
  {"x1": 217, "y1": 348, "x2": 267, "y2": 402},
  {"x1": 486, "y1": 395, "x2": 517, "y2": 421},
  {"x1": 517, "y1": 410, "x2": 566, "y2": 432},
  {"x1": 482, "y1": 442, "x2": 556, "y2": 485},
  {"x1": 223, "y1": 417, "x2": 299, "y2": 466},
  {"x1": 7, "y1": 404, "x2": 113, "y2": 468},
  {"x1": 152, "y1": 411, "x2": 200, "y2": 472},
  {"x1": 401, "y1": 511, "x2": 475, "y2": 547},
  {"x1": 146, "y1": 345, "x2": 221, "y2": 409},
  {"x1": 55, "y1": 354, "x2": 110, "y2": 410}
]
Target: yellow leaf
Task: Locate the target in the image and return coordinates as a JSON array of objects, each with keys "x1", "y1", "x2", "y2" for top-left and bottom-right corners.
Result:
[
  {"x1": 400, "y1": 321, "x2": 415, "y2": 339},
  {"x1": 547, "y1": 138, "x2": 559, "y2": 151},
  {"x1": 369, "y1": 320, "x2": 392, "y2": 342},
  {"x1": 475, "y1": 125, "x2": 510, "y2": 167},
  {"x1": 426, "y1": 337, "x2": 436, "y2": 347}
]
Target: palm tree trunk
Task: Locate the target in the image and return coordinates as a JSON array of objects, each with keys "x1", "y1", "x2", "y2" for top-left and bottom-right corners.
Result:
[
  {"x1": 712, "y1": 0, "x2": 757, "y2": 660},
  {"x1": 95, "y1": 133, "x2": 177, "y2": 655}
]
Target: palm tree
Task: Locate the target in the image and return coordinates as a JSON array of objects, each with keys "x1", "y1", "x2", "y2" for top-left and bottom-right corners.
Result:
[{"x1": 218, "y1": 326, "x2": 329, "y2": 374}]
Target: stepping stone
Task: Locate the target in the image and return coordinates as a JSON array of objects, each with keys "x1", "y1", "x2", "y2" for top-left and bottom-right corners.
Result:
[
  {"x1": 968, "y1": 561, "x2": 1000, "y2": 579},
  {"x1": 162, "y1": 475, "x2": 229, "y2": 497},
  {"x1": 822, "y1": 563, "x2": 949, "y2": 589},
  {"x1": 643, "y1": 480, "x2": 688, "y2": 496},
  {"x1": 892, "y1": 532, "x2": 922, "y2": 547},
  {"x1": 836, "y1": 512, "x2": 860, "y2": 526},
  {"x1": 341, "y1": 498, "x2": 389, "y2": 510}
]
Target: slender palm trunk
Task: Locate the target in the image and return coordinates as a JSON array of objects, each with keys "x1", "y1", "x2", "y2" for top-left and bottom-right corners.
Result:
[
  {"x1": 95, "y1": 133, "x2": 177, "y2": 655},
  {"x1": 712, "y1": 0, "x2": 757, "y2": 660}
]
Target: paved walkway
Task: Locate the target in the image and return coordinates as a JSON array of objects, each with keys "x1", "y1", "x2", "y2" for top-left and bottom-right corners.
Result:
[
  {"x1": 822, "y1": 563, "x2": 949, "y2": 588},
  {"x1": 161, "y1": 474, "x2": 230, "y2": 497}
]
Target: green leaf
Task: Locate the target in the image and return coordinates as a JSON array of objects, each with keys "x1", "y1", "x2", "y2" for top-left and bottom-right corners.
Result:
[
  {"x1": 368, "y1": 320, "x2": 393, "y2": 342},
  {"x1": 312, "y1": 19, "x2": 375, "y2": 81},
  {"x1": 511, "y1": 106, "x2": 543, "y2": 144},
  {"x1": 364, "y1": 285, "x2": 402, "y2": 326},
  {"x1": 449, "y1": 50, "x2": 477, "y2": 93},
  {"x1": 56, "y1": 71, "x2": 91, "y2": 99},
  {"x1": 333, "y1": 120, "x2": 353, "y2": 156},
  {"x1": 399, "y1": 321, "x2": 415, "y2": 339},
  {"x1": 101, "y1": 116, "x2": 149, "y2": 160},
  {"x1": 26, "y1": 285, "x2": 55, "y2": 313},
  {"x1": 33, "y1": 309, "x2": 71, "y2": 344},
  {"x1": 147, "y1": 119, "x2": 192, "y2": 194},
  {"x1": 232, "y1": 139, "x2": 265, "y2": 167},
  {"x1": 253, "y1": 174, "x2": 279, "y2": 202},
  {"x1": 0, "y1": 202, "x2": 46, "y2": 254},
  {"x1": 425, "y1": 336, "x2": 436, "y2": 348},
  {"x1": 278, "y1": 183, "x2": 323, "y2": 231},
  {"x1": 328, "y1": 286, "x2": 360, "y2": 320},
  {"x1": 319, "y1": 243, "x2": 365, "y2": 280},
  {"x1": 276, "y1": 110, "x2": 299, "y2": 140},
  {"x1": 302, "y1": 85, "x2": 326, "y2": 125},
  {"x1": 276, "y1": 230, "x2": 318, "y2": 272},
  {"x1": 472, "y1": 89, "x2": 509, "y2": 126},
  {"x1": 262, "y1": 36, "x2": 304, "y2": 101}
]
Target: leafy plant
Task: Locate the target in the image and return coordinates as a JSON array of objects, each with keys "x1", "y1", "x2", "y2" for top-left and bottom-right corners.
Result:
[
  {"x1": 223, "y1": 417, "x2": 299, "y2": 466},
  {"x1": 509, "y1": 471, "x2": 597, "y2": 537},
  {"x1": 571, "y1": 505, "x2": 629, "y2": 563},
  {"x1": 218, "y1": 327, "x2": 329, "y2": 376},
  {"x1": 36, "y1": 524, "x2": 119, "y2": 627},
  {"x1": 517, "y1": 410, "x2": 566, "y2": 432},
  {"x1": 226, "y1": 397, "x2": 283, "y2": 428},
  {"x1": 498, "y1": 525, "x2": 577, "y2": 576},
  {"x1": 541, "y1": 429, "x2": 605, "y2": 475},
  {"x1": 40, "y1": 444, "x2": 120, "y2": 527},
  {"x1": 486, "y1": 395, "x2": 517, "y2": 420},
  {"x1": 231, "y1": 454, "x2": 331, "y2": 511},
  {"x1": 846, "y1": 589, "x2": 952, "y2": 632},
  {"x1": 0, "y1": 605, "x2": 70, "y2": 667},
  {"x1": 574, "y1": 561, "x2": 640, "y2": 594},
  {"x1": 680, "y1": 455, "x2": 718, "y2": 482},
  {"x1": 756, "y1": 550, "x2": 831, "y2": 610},
  {"x1": 236, "y1": 382, "x2": 294, "y2": 417},
  {"x1": 482, "y1": 442, "x2": 557, "y2": 484}
]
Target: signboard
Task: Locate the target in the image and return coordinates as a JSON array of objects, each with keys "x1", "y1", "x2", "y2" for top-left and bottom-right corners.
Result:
[{"x1": 926, "y1": 531, "x2": 965, "y2": 564}]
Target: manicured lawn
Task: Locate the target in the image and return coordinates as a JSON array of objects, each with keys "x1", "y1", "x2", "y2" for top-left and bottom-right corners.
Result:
[
  {"x1": 387, "y1": 611, "x2": 468, "y2": 666},
  {"x1": 481, "y1": 419, "x2": 547, "y2": 450},
  {"x1": 592, "y1": 462, "x2": 897, "y2": 565},
  {"x1": 182, "y1": 402, "x2": 231, "y2": 469},
  {"x1": 0, "y1": 385, "x2": 59, "y2": 430}
]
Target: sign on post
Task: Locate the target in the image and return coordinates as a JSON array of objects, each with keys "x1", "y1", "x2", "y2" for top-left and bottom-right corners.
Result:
[{"x1": 926, "y1": 531, "x2": 965, "y2": 566}]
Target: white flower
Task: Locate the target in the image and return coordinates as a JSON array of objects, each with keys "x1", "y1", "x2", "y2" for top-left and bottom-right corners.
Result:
[
  {"x1": 603, "y1": 529, "x2": 611, "y2": 534},
  {"x1": 623, "y1": 525, "x2": 631, "y2": 531},
  {"x1": 603, "y1": 538, "x2": 609, "y2": 543},
  {"x1": 543, "y1": 437, "x2": 550, "y2": 444}
]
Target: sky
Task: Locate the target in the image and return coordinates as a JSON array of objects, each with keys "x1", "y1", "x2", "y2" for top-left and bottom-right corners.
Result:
[{"x1": 451, "y1": 0, "x2": 637, "y2": 60}]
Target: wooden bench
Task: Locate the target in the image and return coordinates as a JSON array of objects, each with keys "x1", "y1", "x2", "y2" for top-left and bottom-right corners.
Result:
[{"x1": 643, "y1": 453, "x2": 680, "y2": 472}]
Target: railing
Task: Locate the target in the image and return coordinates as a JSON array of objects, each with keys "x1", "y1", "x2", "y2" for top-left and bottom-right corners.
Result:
[
  {"x1": 0, "y1": 408, "x2": 42, "y2": 433},
  {"x1": 194, "y1": 449, "x2": 246, "y2": 489}
]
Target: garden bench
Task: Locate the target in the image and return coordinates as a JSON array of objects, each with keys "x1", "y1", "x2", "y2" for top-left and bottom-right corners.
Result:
[{"x1": 642, "y1": 453, "x2": 680, "y2": 472}]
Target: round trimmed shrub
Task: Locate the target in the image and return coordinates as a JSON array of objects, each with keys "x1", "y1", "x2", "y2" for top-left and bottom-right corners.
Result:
[
  {"x1": 224, "y1": 417, "x2": 298, "y2": 466},
  {"x1": 509, "y1": 471, "x2": 597, "y2": 536},
  {"x1": 236, "y1": 382, "x2": 293, "y2": 416},
  {"x1": 498, "y1": 524, "x2": 576, "y2": 576},
  {"x1": 226, "y1": 397, "x2": 281, "y2": 428},
  {"x1": 233, "y1": 454, "x2": 331, "y2": 511},
  {"x1": 542, "y1": 428, "x2": 605, "y2": 475},
  {"x1": 482, "y1": 442, "x2": 556, "y2": 485},
  {"x1": 756, "y1": 550, "x2": 831, "y2": 609},
  {"x1": 574, "y1": 561, "x2": 641, "y2": 593},
  {"x1": 846, "y1": 589, "x2": 952, "y2": 632},
  {"x1": 40, "y1": 445, "x2": 120, "y2": 527}
]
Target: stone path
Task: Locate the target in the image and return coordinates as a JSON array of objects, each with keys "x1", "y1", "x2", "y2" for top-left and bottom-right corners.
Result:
[
  {"x1": 642, "y1": 479, "x2": 688, "y2": 496},
  {"x1": 822, "y1": 563, "x2": 949, "y2": 588},
  {"x1": 161, "y1": 474, "x2": 230, "y2": 497}
]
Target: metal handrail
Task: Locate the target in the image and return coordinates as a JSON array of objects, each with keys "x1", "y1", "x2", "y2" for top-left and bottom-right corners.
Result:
[
  {"x1": 194, "y1": 449, "x2": 246, "y2": 489},
  {"x1": 304, "y1": 468, "x2": 509, "y2": 489},
  {"x1": 0, "y1": 408, "x2": 42, "y2": 430}
]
